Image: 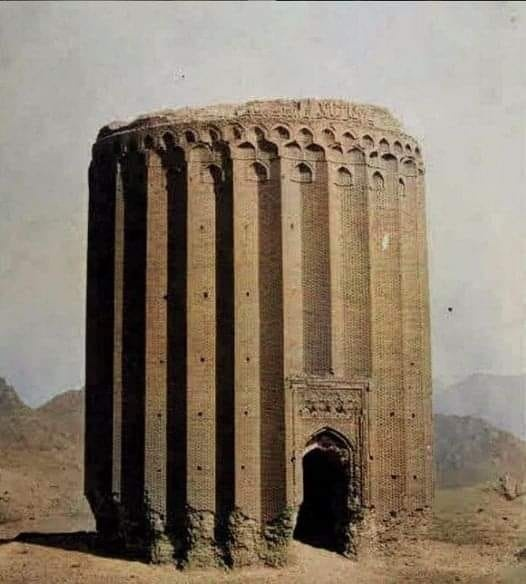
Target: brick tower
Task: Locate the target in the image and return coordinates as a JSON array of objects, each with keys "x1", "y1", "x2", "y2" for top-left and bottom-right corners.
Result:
[{"x1": 85, "y1": 99, "x2": 433, "y2": 567}]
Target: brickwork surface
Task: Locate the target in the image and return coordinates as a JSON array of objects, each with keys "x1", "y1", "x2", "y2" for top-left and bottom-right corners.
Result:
[{"x1": 85, "y1": 99, "x2": 433, "y2": 567}]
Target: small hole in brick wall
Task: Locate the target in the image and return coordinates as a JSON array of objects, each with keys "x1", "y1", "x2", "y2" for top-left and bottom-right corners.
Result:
[
  {"x1": 159, "y1": 359, "x2": 164, "y2": 364},
  {"x1": 369, "y1": 454, "x2": 374, "y2": 461},
  {"x1": 241, "y1": 465, "x2": 245, "y2": 470},
  {"x1": 244, "y1": 410, "x2": 248, "y2": 416},
  {"x1": 410, "y1": 362, "x2": 415, "y2": 366},
  {"x1": 290, "y1": 223, "x2": 294, "y2": 229},
  {"x1": 411, "y1": 413, "x2": 416, "y2": 418},
  {"x1": 391, "y1": 474, "x2": 398, "y2": 480},
  {"x1": 197, "y1": 466, "x2": 202, "y2": 471},
  {"x1": 203, "y1": 291, "x2": 208, "y2": 299},
  {"x1": 390, "y1": 411, "x2": 395, "y2": 417},
  {"x1": 413, "y1": 475, "x2": 418, "y2": 480},
  {"x1": 200, "y1": 357, "x2": 205, "y2": 363},
  {"x1": 390, "y1": 510, "x2": 397, "y2": 518},
  {"x1": 246, "y1": 291, "x2": 250, "y2": 297},
  {"x1": 246, "y1": 356, "x2": 250, "y2": 362},
  {"x1": 199, "y1": 225, "x2": 204, "y2": 231},
  {"x1": 198, "y1": 412, "x2": 203, "y2": 417},
  {"x1": 157, "y1": 413, "x2": 162, "y2": 419}
]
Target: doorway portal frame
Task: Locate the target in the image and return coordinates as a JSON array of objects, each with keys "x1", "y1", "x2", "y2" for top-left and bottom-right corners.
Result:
[{"x1": 295, "y1": 426, "x2": 361, "y2": 555}]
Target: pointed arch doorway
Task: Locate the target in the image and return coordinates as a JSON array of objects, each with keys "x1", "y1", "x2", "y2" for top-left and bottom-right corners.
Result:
[{"x1": 293, "y1": 428, "x2": 356, "y2": 554}]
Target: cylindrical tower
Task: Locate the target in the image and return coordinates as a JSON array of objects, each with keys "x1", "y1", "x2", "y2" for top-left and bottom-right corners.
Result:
[{"x1": 85, "y1": 99, "x2": 433, "y2": 567}]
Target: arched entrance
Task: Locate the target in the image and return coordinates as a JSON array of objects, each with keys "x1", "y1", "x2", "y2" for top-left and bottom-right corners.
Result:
[{"x1": 294, "y1": 429, "x2": 356, "y2": 554}]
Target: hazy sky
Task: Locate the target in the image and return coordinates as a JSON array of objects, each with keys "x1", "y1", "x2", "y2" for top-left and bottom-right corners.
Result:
[{"x1": 0, "y1": 1, "x2": 524, "y2": 405}]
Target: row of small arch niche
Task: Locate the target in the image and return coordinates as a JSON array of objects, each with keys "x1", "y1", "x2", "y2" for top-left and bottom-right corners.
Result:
[
  {"x1": 139, "y1": 127, "x2": 420, "y2": 156},
  {"x1": 246, "y1": 161, "x2": 407, "y2": 191}
]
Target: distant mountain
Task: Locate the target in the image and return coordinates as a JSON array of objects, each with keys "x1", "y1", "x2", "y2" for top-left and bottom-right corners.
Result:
[
  {"x1": 434, "y1": 373, "x2": 526, "y2": 440},
  {"x1": 37, "y1": 388, "x2": 84, "y2": 417},
  {"x1": 434, "y1": 413, "x2": 526, "y2": 488},
  {"x1": 0, "y1": 377, "x2": 31, "y2": 417},
  {"x1": 0, "y1": 381, "x2": 83, "y2": 452},
  {"x1": 36, "y1": 388, "x2": 84, "y2": 437}
]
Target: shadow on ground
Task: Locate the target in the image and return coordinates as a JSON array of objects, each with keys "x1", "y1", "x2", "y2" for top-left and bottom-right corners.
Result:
[{"x1": 0, "y1": 531, "x2": 144, "y2": 562}]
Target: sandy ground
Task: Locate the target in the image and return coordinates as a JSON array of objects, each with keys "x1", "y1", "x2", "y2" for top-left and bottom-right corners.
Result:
[{"x1": 0, "y1": 486, "x2": 525, "y2": 583}]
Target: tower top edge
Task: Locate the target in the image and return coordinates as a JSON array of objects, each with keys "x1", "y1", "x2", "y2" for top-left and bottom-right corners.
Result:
[{"x1": 96, "y1": 98, "x2": 406, "y2": 141}]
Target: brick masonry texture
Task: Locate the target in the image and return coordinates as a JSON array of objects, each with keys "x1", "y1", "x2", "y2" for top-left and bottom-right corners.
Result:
[{"x1": 85, "y1": 98, "x2": 433, "y2": 567}]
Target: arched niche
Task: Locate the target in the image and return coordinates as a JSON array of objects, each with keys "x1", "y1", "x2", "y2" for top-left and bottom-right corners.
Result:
[
  {"x1": 249, "y1": 161, "x2": 269, "y2": 183},
  {"x1": 143, "y1": 134, "x2": 155, "y2": 150},
  {"x1": 235, "y1": 141, "x2": 257, "y2": 161},
  {"x1": 402, "y1": 158, "x2": 417, "y2": 177},
  {"x1": 292, "y1": 162, "x2": 313, "y2": 183},
  {"x1": 162, "y1": 132, "x2": 177, "y2": 150},
  {"x1": 127, "y1": 135, "x2": 139, "y2": 153},
  {"x1": 257, "y1": 138, "x2": 279, "y2": 158},
  {"x1": 184, "y1": 129, "x2": 197, "y2": 144},
  {"x1": 284, "y1": 141, "x2": 302, "y2": 159},
  {"x1": 304, "y1": 143, "x2": 325, "y2": 162},
  {"x1": 271, "y1": 125, "x2": 291, "y2": 141},
  {"x1": 208, "y1": 127, "x2": 221, "y2": 143},
  {"x1": 322, "y1": 128, "x2": 336, "y2": 144},
  {"x1": 349, "y1": 148, "x2": 365, "y2": 164},
  {"x1": 362, "y1": 134, "x2": 374, "y2": 149},
  {"x1": 227, "y1": 124, "x2": 244, "y2": 141},
  {"x1": 298, "y1": 127, "x2": 314, "y2": 146},
  {"x1": 335, "y1": 166, "x2": 353, "y2": 187},
  {"x1": 381, "y1": 153, "x2": 397, "y2": 173},
  {"x1": 342, "y1": 132, "x2": 356, "y2": 150},
  {"x1": 379, "y1": 138, "x2": 389, "y2": 154},
  {"x1": 249, "y1": 125, "x2": 266, "y2": 142},
  {"x1": 372, "y1": 171, "x2": 385, "y2": 191}
]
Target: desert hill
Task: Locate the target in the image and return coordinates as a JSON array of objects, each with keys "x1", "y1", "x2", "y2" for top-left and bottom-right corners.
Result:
[
  {"x1": 0, "y1": 377, "x2": 31, "y2": 417},
  {"x1": 0, "y1": 380, "x2": 83, "y2": 452},
  {"x1": 0, "y1": 380, "x2": 89, "y2": 531},
  {"x1": 434, "y1": 413, "x2": 526, "y2": 488}
]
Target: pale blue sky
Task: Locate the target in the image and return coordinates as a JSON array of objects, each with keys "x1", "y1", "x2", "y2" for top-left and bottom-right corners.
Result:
[{"x1": 0, "y1": 1, "x2": 524, "y2": 405}]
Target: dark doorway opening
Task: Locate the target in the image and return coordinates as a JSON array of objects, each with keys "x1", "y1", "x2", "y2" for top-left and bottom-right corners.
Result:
[{"x1": 294, "y1": 445, "x2": 349, "y2": 552}]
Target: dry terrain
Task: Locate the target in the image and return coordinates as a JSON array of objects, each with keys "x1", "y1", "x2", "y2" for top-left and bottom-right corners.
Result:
[{"x1": 1, "y1": 377, "x2": 526, "y2": 582}]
